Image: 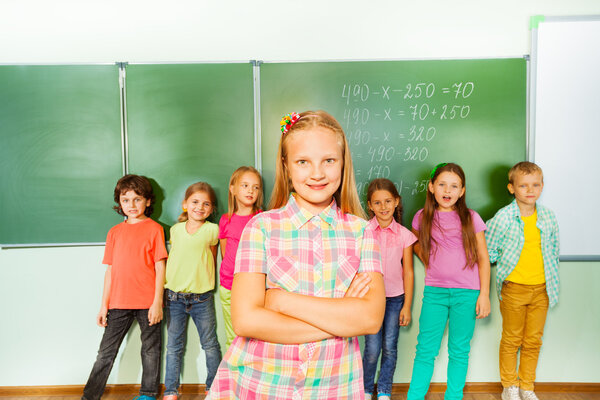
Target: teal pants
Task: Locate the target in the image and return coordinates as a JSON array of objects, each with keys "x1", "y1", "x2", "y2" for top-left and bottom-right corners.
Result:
[{"x1": 407, "y1": 286, "x2": 479, "y2": 400}]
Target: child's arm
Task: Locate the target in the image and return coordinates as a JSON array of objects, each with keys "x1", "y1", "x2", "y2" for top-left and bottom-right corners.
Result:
[
  {"x1": 211, "y1": 244, "x2": 218, "y2": 267},
  {"x1": 96, "y1": 265, "x2": 112, "y2": 327},
  {"x1": 232, "y1": 271, "x2": 373, "y2": 343},
  {"x1": 232, "y1": 272, "x2": 334, "y2": 343},
  {"x1": 264, "y1": 272, "x2": 385, "y2": 337},
  {"x1": 411, "y1": 228, "x2": 425, "y2": 264},
  {"x1": 219, "y1": 239, "x2": 227, "y2": 259},
  {"x1": 475, "y1": 231, "x2": 491, "y2": 319},
  {"x1": 399, "y1": 245, "x2": 414, "y2": 326},
  {"x1": 148, "y1": 259, "x2": 166, "y2": 326}
]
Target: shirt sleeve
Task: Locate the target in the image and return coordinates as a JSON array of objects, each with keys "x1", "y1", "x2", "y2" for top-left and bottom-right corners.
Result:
[
  {"x1": 234, "y1": 216, "x2": 267, "y2": 274},
  {"x1": 358, "y1": 225, "x2": 383, "y2": 274},
  {"x1": 218, "y1": 214, "x2": 229, "y2": 240},
  {"x1": 152, "y1": 223, "x2": 168, "y2": 262},
  {"x1": 412, "y1": 209, "x2": 423, "y2": 231},
  {"x1": 102, "y1": 227, "x2": 114, "y2": 266},
  {"x1": 470, "y1": 210, "x2": 487, "y2": 233},
  {"x1": 484, "y1": 212, "x2": 504, "y2": 264},
  {"x1": 400, "y1": 225, "x2": 418, "y2": 248},
  {"x1": 209, "y1": 223, "x2": 219, "y2": 246}
]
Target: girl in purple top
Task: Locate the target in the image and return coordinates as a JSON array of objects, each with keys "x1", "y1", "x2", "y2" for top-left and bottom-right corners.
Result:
[
  {"x1": 218, "y1": 166, "x2": 263, "y2": 347},
  {"x1": 363, "y1": 178, "x2": 417, "y2": 400},
  {"x1": 407, "y1": 163, "x2": 491, "y2": 400}
]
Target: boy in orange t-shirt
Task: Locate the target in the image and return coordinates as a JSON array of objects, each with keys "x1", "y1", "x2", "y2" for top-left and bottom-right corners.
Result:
[{"x1": 83, "y1": 175, "x2": 168, "y2": 400}]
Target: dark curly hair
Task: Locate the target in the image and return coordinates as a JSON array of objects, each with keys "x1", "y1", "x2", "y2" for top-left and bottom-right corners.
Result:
[{"x1": 113, "y1": 174, "x2": 155, "y2": 217}]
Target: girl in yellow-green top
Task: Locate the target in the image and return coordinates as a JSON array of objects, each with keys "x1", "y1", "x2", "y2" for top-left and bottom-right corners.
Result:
[{"x1": 163, "y1": 182, "x2": 222, "y2": 400}]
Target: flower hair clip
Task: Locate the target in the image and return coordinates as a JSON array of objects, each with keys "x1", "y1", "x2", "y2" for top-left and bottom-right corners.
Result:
[{"x1": 280, "y1": 112, "x2": 301, "y2": 134}]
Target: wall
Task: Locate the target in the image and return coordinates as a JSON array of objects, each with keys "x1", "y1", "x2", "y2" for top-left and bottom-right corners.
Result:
[{"x1": 1, "y1": 0, "x2": 600, "y2": 387}]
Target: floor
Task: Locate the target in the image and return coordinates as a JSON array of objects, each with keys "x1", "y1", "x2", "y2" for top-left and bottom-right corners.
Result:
[{"x1": 2, "y1": 393, "x2": 600, "y2": 400}]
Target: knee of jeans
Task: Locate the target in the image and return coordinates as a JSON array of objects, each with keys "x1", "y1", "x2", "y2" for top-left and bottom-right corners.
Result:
[{"x1": 381, "y1": 345, "x2": 398, "y2": 358}]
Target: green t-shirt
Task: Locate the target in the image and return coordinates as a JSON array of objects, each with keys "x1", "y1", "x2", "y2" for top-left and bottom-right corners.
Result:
[{"x1": 165, "y1": 221, "x2": 219, "y2": 293}]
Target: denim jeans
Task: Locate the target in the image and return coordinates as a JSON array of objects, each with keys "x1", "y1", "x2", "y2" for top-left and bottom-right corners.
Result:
[
  {"x1": 164, "y1": 289, "x2": 222, "y2": 394},
  {"x1": 82, "y1": 309, "x2": 161, "y2": 400},
  {"x1": 363, "y1": 294, "x2": 405, "y2": 395},
  {"x1": 407, "y1": 286, "x2": 479, "y2": 400}
]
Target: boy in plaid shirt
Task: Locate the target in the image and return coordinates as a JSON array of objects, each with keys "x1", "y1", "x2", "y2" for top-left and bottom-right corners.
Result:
[{"x1": 485, "y1": 162, "x2": 559, "y2": 400}]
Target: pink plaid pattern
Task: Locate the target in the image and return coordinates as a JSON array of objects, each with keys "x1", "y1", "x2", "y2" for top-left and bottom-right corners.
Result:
[{"x1": 209, "y1": 195, "x2": 382, "y2": 399}]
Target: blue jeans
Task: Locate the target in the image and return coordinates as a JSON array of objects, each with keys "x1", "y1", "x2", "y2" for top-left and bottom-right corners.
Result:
[
  {"x1": 407, "y1": 286, "x2": 479, "y2": 400},
  {"x1": 363, "y1": 294, "x2": 405, "y2": 395},
  {"x1": 164, "y1": 289, "x2": 222, "y2": 394},
  {"x1": 82, "y1": 309, "x2": 161, "y2": 400}
]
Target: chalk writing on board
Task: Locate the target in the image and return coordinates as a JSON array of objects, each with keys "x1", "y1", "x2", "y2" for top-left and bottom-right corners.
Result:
[{"x1": 342, "y1": 81, "x2": 476, "y2": 198}]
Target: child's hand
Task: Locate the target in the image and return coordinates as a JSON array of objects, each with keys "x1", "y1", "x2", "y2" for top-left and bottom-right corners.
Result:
[
  {"x1": 476, "y1": 294, "x2": 491, "y2": 319},
  {"x1": 96, "y1": 307, "x2": 108, "y2": 327},
  {"x1": 399, "y1": 306, "x2": 411, "y2": 326},
  {"x1": 344, "y1": 273, "x2": 372, "y2": 298},
  {"x1": 148, "y1": 302, "x2": 163, "y2": 326}
]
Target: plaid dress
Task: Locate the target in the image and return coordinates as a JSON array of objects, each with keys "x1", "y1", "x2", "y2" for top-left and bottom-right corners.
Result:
[{"x1": 209, "y1": 195, "x2": 382, "y2": 399}]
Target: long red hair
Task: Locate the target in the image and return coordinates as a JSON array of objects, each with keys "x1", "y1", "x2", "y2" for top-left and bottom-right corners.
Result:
[{"x1": 418, "y1": 163, "x2": 478, "y2": 269}]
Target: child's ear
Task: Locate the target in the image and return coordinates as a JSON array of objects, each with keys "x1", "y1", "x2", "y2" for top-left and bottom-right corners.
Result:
[
  {"x1": 428, "y1": 181, "x2": 434, "y2": 193},
  {"x1": 146, "y1": 198, "x2": 151, "y2": 207},
  {"x1": 394, "y1": 197, "x2": 400, "y2": 208},
  {"x1": 507, "y1": 183, "x2": 515, "y2": 194},
  {"x1": 229, "y1": 185, "x2": 235, "y2": 195},
  {"x1": 459, "y1": 187, "x2": 466, "y2": 198}
]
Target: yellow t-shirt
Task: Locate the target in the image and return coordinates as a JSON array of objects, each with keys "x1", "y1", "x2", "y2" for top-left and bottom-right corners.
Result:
[
  {"x1": 506, "y1": 210, "x2": 546, "y2": 285},
  {"x1": 165, "y1": 221, "x2": 219, "y2": 293}
]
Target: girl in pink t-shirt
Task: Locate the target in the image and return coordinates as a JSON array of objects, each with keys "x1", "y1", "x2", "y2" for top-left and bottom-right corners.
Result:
[
  {"x1": 407, "y1": 163, "x2": 491, "y2": 400},
  {"x1": 363, "y1": 178, "x2": 417, "y2": 400},
  {"x1": 218, "y1": 166, "x2": 263, "y2": 347}
]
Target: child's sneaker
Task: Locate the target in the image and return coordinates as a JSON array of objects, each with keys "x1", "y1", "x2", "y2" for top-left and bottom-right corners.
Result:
[
  {"x1": 377, "y1": 395, "x2": 391, "y2": 400},
  {"x1": 162, "y1": 395, "x2": 178, "y2": 400},
  {"x1": 519, "y1": 389, "x2": 540, "y2": 400},
  {"x1": 501, "y1": 386, "x2": 521, "y2": 400},
  {"x1": 364, "y1": 393, "x2": 372, "y2": 400},
  {"x1": 132, "y1": 397, "x2": 156, "y2": 400}
]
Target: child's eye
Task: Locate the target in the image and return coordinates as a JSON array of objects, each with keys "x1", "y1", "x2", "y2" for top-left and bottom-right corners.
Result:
[
  {"x1": 325, "y1": 159, "x2": 336, "y2": 164},
  {"x1": 297, "y1": 160, "x2": 307, "y2": 165}
]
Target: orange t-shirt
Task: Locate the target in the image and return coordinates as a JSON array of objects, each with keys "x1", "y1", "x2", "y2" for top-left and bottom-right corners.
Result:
[{"x1": 103, "y1": 218, "x2": 168, "y2": 309}]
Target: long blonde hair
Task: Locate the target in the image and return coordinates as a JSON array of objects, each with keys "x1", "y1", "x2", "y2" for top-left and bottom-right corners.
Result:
[
  {"x1": 268, "y1": 110, "x2": 365, "y2": 218},
  {"x1": 226, "y1": 166, "x2": 263, "y2": 218}
]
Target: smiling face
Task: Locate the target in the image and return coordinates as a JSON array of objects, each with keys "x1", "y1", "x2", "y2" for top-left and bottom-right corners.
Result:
[
  {"x1": 183, "y1": 191, "x2": 213, "y2": 223},
  {"x1": 508, "y1": 171, "x2": 543, "y2": 210},
  {"x1": 368, "y1": 189, "x2": 399, "y2": 228},
  {"x1": 285, "y1": 127, "x2": 343, "y2": 215},
  {"x1": 231, "y1": 171, "x2": 261, "y2": 211},
  {"x1": 428, "y1": 171, "x2": 465, "y2": 212},
  {"x1": 119, "y1": 190, "x2": 151, "y2": 222}
]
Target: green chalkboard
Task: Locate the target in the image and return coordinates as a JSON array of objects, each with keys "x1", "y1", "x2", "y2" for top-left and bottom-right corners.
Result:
[
  {"x1": 0, "y1": 65, "x2": 124, "y2": 245},
  {"x1": 260, "y1": 59, "x2": 526, "y2": 223},
  {"x1": 126, "y1": 63, "x2": 256, "y2": 232}
]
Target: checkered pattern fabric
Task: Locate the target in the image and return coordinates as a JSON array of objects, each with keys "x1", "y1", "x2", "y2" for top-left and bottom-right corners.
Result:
[
  {"x1": 209, "y1": 195, "x2": 382, "y2": 399},
  {"x1": 485, "y1": 200, "x2": 560, "y2": 307}
]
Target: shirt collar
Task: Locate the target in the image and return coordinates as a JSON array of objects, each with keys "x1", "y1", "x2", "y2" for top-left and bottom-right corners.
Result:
[
  {"x1": 285, "y1": 193, "x2": 339, "y2": 229},
  {"x1": 368, "y1": 216, "x2": 400, "y2": 233}
]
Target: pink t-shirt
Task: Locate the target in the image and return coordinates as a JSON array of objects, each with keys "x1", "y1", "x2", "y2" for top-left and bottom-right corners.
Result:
[
  {"x1": 367, "y1": 217, "x2": 417, "y2": 297},
  {"x1": 218, "y1": 212, "x2": 258, "y2": 290},
  {"x1": 412, "y1": 208, "x2": 486, "y2": 290}
]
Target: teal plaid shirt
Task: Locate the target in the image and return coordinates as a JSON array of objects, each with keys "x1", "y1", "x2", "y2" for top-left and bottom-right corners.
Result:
[{"x1": 485, "y1": 199, "x2": 560, "y2": 307}]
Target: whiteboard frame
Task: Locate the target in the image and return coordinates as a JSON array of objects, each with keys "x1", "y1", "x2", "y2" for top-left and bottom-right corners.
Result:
[{"x1": 529, "y1": 15, "x2": 600, "y2": 261}]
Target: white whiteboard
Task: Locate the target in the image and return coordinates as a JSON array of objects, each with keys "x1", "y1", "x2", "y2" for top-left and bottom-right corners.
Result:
[{"x1": 530, "y1": 16, "x2": 600, "y2": 260}]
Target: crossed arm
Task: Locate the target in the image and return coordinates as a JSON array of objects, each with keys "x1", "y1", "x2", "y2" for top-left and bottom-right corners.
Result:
[{"x1": 231, "y1": 271, "x2": 385, "y2": 344}]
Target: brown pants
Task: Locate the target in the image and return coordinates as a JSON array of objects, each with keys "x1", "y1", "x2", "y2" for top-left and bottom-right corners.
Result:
[{"x1": 499, "y1": 281, "x2": 549, "y2": 390}]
